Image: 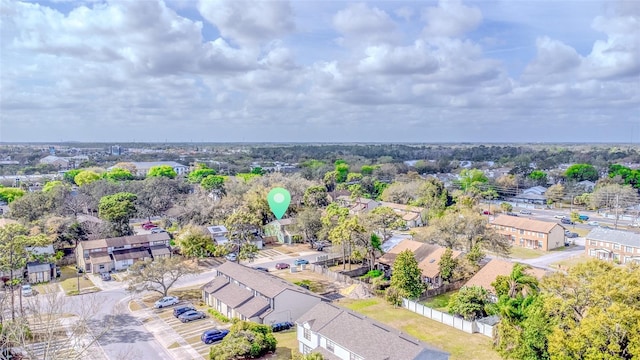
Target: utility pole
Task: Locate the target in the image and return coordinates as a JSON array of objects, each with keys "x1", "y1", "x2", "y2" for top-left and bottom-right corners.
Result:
[{"x1": 614, "y1": 194, "x2": 619, "y2": 229}]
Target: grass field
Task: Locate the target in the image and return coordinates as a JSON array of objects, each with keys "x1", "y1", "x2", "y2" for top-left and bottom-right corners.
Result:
[
  {"x1": 270, "y1": 331, "x2": 298, "y2": 360},
  {"x1": 421, "y1": 291, "x2": 455, "y2": 311},
  {"x1": 550, "y1": 255, "x2": 592, "y2": 270},
  {"x1": 508, "y1": 246, "x2": 545, "y2": 259},
  {"x1": 58, "y1": 266, "x2": 98, "y2": 295},
  {"x1": 338, "y1": 298, "x2": 500, "y2": 360}
]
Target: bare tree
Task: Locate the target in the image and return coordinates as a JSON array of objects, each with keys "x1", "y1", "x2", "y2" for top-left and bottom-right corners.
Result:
[{"x1": 126, "y1": 257, "x2": 198, "y2": 297}]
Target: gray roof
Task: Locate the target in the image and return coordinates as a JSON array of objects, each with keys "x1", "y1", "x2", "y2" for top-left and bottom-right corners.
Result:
[
  {"x1": 234, "y1": 296, "x2": 270, "y2": 318},
  {"x1": 214, "y1": 261, "x2": 325, "y2": 299},
  {"x1": 211, "y1": 283, "x2": 254, "y2": 308},
  {"x1": 150, "y1": 245, "x2": 170, "y2": 257},
  {"x1": 112, "y1": 248, "x2": 150, "y2": 261},
  {"x1": 129, "y1": 161, "x2": 187, "y2": 169},
  {"x1": 207, "y1": 225, "x2": 228, "y2": 234},
  {"x1": 27, "y1": 262, "x2": 51, "y2": 273},
  {"x1": 587, "y1": 227, "x2": 640, "y2": 247},
  {"x1": 297, "y1": 302, "x2": 449, "y2": 360},
  {"x1": 202, "y1": 276, "x2": 229, "y2": 293},
  {"x1": 88, "y1": 251, "x2": 112, "y2": 264},
  {"x1": 80, "y1": 233, "x2": 170, "y2": 250}
]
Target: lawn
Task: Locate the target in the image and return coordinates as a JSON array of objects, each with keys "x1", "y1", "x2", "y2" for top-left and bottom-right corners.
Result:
[
  {"x1": 421, "y1": 291, "x2": 455, "y2": 311},
  {"x1": 550, "y1": 255, "x2": 592, "y2": 270},
  {"x1": 58, "y1": 266, "x2": 99, "y2": 295},
  {"x1": 508, "y1": 246, "x2": 545, "y2": 259},
  {"x1": 338, "y1": 298, "x2": 500, "y2": 360},
  {"x1": 269, "y1": 330, "x2": 298, "y2": 360}
]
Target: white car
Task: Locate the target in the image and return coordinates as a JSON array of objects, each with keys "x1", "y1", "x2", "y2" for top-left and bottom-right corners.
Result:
[
  {"x1": 519, "y1": 209, "x2": 532, "y2": 215},
  {"x1": 225, "y1": 253, "x2": 237, "y2": 262},
  {"x1": 588, "y1": 221, "x2": 599, "y2": 226},
  {"x1": 154, "y1": 296, "x2": 179, "y2": 308},
  {"x1": 553, "y1": 215, "x2": 566, "y2": 219},
  {"x1": 22, "y1": 284, "x2": 33, "y2": 297}
]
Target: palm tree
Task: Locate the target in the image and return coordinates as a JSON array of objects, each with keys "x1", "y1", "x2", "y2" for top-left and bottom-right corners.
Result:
[{"x1": 507, "y1": 263, "x2": 539, "y2": 298}]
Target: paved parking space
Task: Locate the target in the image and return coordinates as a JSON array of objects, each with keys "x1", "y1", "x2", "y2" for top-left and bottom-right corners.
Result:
[{"x1": 133, "y1": 300, "x2": 226, "y2": 360}]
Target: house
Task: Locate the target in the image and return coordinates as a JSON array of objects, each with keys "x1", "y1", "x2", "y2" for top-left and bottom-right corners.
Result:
[
  {"x1": 114, "y1": 161, "x2": 189, "y2": 176},
  {"x1": 336, "y1": 196, "x2": 379, "y2": 213},
  {"x1": 377, "y1": 239, "x2": 438, "y2": 272},
  {"x1": 76, "y1": 233, "x2": 171, "y2": 273},
  {"x1": 464, "y1": 259, "x2": 548, "y2": 301},
  {"x1": 206, "y1": 225, "x2": 230, "y2": 246},
  {"x1": 39, "y1": 155, "x2": 70, "y2": 169},
  {"x1": 576, "y1": 180, "x2": 596, "y2": 192},
  {"x1": 296, "y1": 302, "x2": 449, "y2": 360},
  {"x1": 379, "y1": 201, "x2": 426, "y2": 228},
  {"x1": 26, "y1": 262, "x2": 55, "y2": 283},
  {"x1": 512, "y1": 186, "x2": 548, "y2": 204},
  {"x1": 490, "y1": 215, "x2": 565, "y2": 251},
  {"x1": 585, "y1": 227, "x2": 640, "y2": 264},
  {"x1": 263, "y1": 218, "x2": 299, "y2": 244},
  {"x1": 418, "y1": 247, "x2": 463, "y2": 289},
  {"x1": 201, "y1": 261, "x2": 325, "y2": 325}
]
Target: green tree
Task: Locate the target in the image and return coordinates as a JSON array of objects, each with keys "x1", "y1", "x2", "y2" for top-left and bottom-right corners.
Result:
[
  {"x1": 608, "y1": 164, "x2": 640, "y2": 188},
  {"x1": 362, "y1": 233, "x2": 383, "y2": 271},
  {"x1": 188, "y1": 166, "x2": 217, "y2": 184},
  {"x1": 334, "y1": 161, "x2": 349, "y2": 183},
  {"x1": 448, "y1": 285, "x2": 492, "y2": 320},
  {"x1": 366, "y1": 206, "x2": 404, "y2": 241},
  {"x1": 0, "y1": 223, "x2": 49, "y2": 320},
  {"x1": 209, "y1": 320, "x2": 277, "y2": 360},
  {"x1": 41, "y1": 180, "x2": 65, "y2": 193},
  {"x1": 360, "y1": 165, "x2": 375, "y2": 175},
  {"x1": 225, "y1": 209, "x2": 261, "y2": 261},
  {"x1": 74, "y1": 170, "x2": 101, "y2": 186},
  {"x1": 565, "y1": 163, "x2": 599, "y2": 182},
  {"x1": 250, "y1": 166, "x2": 265, "y2": 175},
  {"x1": 545, "y1": 184, "x2": 565, "y2": 205},
  {"x1": 438, "y1": 248, "x2": 458, "y2": 284},
  {"x1": 147, "y1": 165, "x2": 177, "y2": 179},
  {"x1": 200, "y1": 175, "x2": 226, "y2": 195},
  {"x1": 98, "y1": 192, "x2": 137, "y2": 236},
  {"x1": 126, "y1": 257, "x2": 198, "y2": 297},
  {"x1": 500, "y1": 202, "x2": 513, "y2": 212},
  {"x1": 63, "y1": 169, "x2": 81, "y2": 184},
  {"x1": 303, "y1": 185, "x2": 329, "y2": 208},
  {"x1": 0, "y1": 187, "x2": 25, "y2": 203},
  {"x1": 414, "y1": 178, "x2": 449, "y2": 219},
  {"x1": 103, "y1": 167, "x2": 133, "y2": 182},
  {"x1": 176, "y1": 225, "x2": 215, "y2": 258},
  {"x1": 295, "y1": 207, "x2": 323, "y2": 244},
  {"x1": 329, "y1": 216, "x2": 366, "y2": 270},
  {"x1": 458, "y1": 168, "x2": 488, "y2": 192},
  {"x1": 389, "y1": 250, "x2": 424, "y2": 300},
  {"x1": 528, "y1": 170, "x2": 548, "y2": 186}
]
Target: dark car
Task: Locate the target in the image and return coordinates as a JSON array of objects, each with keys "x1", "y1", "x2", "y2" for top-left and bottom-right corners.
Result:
[
  {"x1": 561, "y1": 218, "x2": 574, "y2": 225},
  {"x1": 253, "y1": 267, "x2": 269, "y2": 272},
  {"x1": 564, "y1": 231, "x2": 578, "y2": 238},
  {"x1": 100, "y1": 272, "x2": 112, "y2": 281},
  {"x1": 173, "y1": 305, "x2": 196, "y2": 318},
  {"x1": 275, "y1": 263, "x2": 290, "y2": 270},
  {"x1": 201, "y1": 329, "x2": 229, "y2": 344},
  {"x1": 178, "y1": 310, "x2": 206, "y2": 323},
  {"x1": 506, "y1": 212, "x2": 518, "y2": 217},
  {"x1": 271, "y1": 321, "x2": 294, "y2": 332}
]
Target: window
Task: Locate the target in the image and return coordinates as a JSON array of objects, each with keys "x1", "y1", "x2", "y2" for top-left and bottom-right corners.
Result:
[
  {"x1": 350, "y1": 353, "x2": 363, "y2": 360},
  {"x1": 302, "y1": 344, "x2": 312, "y2": 355},
  {"x1": 511, "y1": 227, "x2": 516, "y2": 232},
  {"x1": 590, "y1": 240, "x2": 597, "y2": 246},
  {"x1": 625, "y1": 246, "x2": 632, "y2": 253},
  {"x1": 326, "y1": 340, "x2": 335, "y2": 352},
  {"x1": 589, "y1": 249, "x2": 596, "y2": 256},
  {"x1": 303, "y1": 328, "x2": 311, "y2": 341},
  {"x1": 613, "y1": 244, "x2": 620, "y2": 250},
  {"x1": 538, "y1": 232, "x2": 544, "y2": 238},
  {"x1": 99, "y1": 264, "x2": 105, "y2": 270},
  {"x1": 538, "y1": 241, "x2": 543, "y2": 249},
  {"x1": 519, "y1": 229, "x2": 524, "y2": 235}
]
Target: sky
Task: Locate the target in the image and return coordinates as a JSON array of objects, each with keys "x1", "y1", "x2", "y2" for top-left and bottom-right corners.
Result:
[{"x1": 0, "y1": 0, "x2": 639, "y2": 143}]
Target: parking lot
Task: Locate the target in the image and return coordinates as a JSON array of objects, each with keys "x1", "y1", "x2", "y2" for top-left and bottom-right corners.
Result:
[{"x1": 134, "y1": 299, "x2": 227, "y2": 360}]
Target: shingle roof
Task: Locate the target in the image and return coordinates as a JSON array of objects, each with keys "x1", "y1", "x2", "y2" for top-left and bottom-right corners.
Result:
[
  {"x1": 297, "y1": 302, "x2": 449, "y2": 360},
  {"x1": 202, "y1": 276, "x2": 229, "y2": 293},
  {"x1": 129, "y1": 161, "x2": 186, "y2": 169},
  {"x1": 419, "y1": 247, "x2": 463, "y2": 278},
  {"x1": 491, "y1": 215, "x2": 560, "y2": 233},
  {"x1": 214, "y1": 262, "x2": 324, "y2": 299},
  {"x1": 27, "y1": 262, "x2": 51, "y2": 273},
  {"x1": 379, "y1": 201, "x2": 425, "y2": 213},
  {"x1": 378, "y1": 239, "x2": 430, "y2": 265},
  {"x1": 211, "y1": 283, "x2": 254, "y2": 308},
  {"x1": 150, "y1": 245, "x2": 170, "y2": 257},
  {"x1": 587, "y1": 227, "x2": 640, "y2": 247},
  {"x1": 234, "y1": 296, "x2": 270, "y2": 318},
  {"x1": 112, "y1": 248, "x2": 150, "y2": 261},
  {"x1": 106, "y1": 233, "x2": 170, "y2": 247},
  {"x1": 464, "y1": 258, "x2": 548, "y2": 294},
  {"x1": 88, "y1": 251, "x2": 112, "y2": 264}
]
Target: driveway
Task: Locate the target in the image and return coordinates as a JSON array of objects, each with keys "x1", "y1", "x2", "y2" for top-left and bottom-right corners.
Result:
[{"x1": 512, "y1": 237, "x2": 585, "y2": 270}]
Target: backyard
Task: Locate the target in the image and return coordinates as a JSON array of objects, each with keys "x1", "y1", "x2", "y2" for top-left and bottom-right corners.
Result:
[
  {"x1": 58, "y1": 266, "x2": 99, "y2": 295},
  {"x1": 420, "y1": 291, "x2": 456, "y2": 311},
  {"x1": 337, "y1": 297, "x2": 500, "y2": 360}
]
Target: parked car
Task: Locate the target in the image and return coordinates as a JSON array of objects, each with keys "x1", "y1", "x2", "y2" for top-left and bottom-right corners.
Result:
[
  {"x1": 578, "y1": 215, "x2": 589, "y2": 221},
  {"x1": 482, "y1": 210, "x2": 492, "y2": 215},
  {"x1": 142, "y1": 222, "x2": 158, "y2": 230},
  {"x1": 150, "y1": 228, "x2": 166, "y2": 234},
  {"x1": 554, "y1": 214, "x2": 567, "y2": 219},
  {"x1": 154, "y1": 296, "x2": 179, "y2": 308},
  {"x1": 564, "y1": 230, "x2": 578, "y2": 238},
  {"x1": 225, "y1": 253, "x2": 237, "y2": 262},
  {"x1": 201, "y1": 329, "x2": 229, "y2": 344},
  {"x1": 253, "y1": 267, "x2": 269, "y2": 272},
  {"x1": 178, "y1": 310, "x2": 206, "y2": 323},
  {"x1": 275, "y1": 263, "x2": 290, "y2": 270},
  {"x1": 588, "y1": 221, "x2": 600, "y2": 226},
  {"x1": 519, "y1": 209, "x2": 532, "y2": 215},
  {"x1": 271, "y1": 321, "x2": 294, "y2": 332},
  {"x1": 561, "y1": 218, "x2": 574, "y2": 225},
  {"x1": 21, "y1": 284, "x2": 33, "y2": 297},
  {"x1": 100, "y1": 272, "x2": 112, "y2": 281},
  {"x1": 293, "y1": 259, "x2": 309, "y2": 266},
  {"x1": 173, "y1": 305, "x2": 196, "y2": 318},
  {"x1": 506, "y1": 212, "x2": 518, "y2": 217}
]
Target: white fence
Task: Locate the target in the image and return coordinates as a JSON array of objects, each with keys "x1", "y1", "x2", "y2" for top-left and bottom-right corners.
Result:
[{"x1": 402, "y1": 298, "x2": 495, "y2": 338}]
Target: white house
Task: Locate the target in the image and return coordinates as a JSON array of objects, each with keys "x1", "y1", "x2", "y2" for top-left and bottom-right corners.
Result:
[
  {"x1": 201, "y1": 261, "x2": 326, "y2": 325},
  {"x1": 296, "y1": 302, "x2": 449, "y2": 360}
]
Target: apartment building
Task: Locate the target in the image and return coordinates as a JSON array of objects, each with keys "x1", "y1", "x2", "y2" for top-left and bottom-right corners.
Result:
[
  {"x1": 490, "y1": 215, "x2": 564, "y2": 251},
  {"x1": 585, "y1": 227, "x2": 640, "y2": 264}
]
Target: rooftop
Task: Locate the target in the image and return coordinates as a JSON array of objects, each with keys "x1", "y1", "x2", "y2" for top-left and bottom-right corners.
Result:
[
  {"x1": 491, "y1": 215, "x2": 560, "y2": 233},
  {"x1": 587, "y1": 227, "x2": 640, "y2": 247},
  {"x1": 465, "y1": 258, "x2": 548, "y2": 294}
]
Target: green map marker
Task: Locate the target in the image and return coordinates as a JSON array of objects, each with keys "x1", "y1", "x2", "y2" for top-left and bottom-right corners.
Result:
[{"x1": 267, "y1": 187, "x2": 291, "y2": 220}]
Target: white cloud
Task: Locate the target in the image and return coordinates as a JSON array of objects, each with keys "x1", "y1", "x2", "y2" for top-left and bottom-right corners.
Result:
[
  {"x1": 197, "y1": 0, "x2": 295, "y2": 47},
  {"x1": 333, "y1": 3, "x2": 398, "y2": 45},
  {"x1": 421, "y1": 0, "x2": 482, "y2": 38},
  {"x1": 357, "y1": 41, "x2": 438, "y2": 75}
]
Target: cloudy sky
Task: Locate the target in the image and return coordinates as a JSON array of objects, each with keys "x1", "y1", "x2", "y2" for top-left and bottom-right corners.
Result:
[{"x1": 1, "y1": 0, "x2": 639, "y2": 143}]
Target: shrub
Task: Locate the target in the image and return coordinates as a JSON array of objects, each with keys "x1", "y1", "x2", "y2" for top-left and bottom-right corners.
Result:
[{"x1": 207, "y1": 308, "x2": 230, "y2": 323}]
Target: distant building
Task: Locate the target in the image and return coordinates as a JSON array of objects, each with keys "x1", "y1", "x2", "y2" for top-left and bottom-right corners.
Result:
[
  {"x1": 39, "y1": 155, "x2": 70, "y2": 169},
  {"x1": 110, "y1": 145, "x2": 123, "y2": 156},
  {"x1": 585, "y1": 227, "x2": 640, "y2": 264},
  {"x1": 490, "y1": 215, "x2": 565, "y2": 251},
  {"x1": 112, "y1": 161, "x2": 189, "y2": 176},
  {"x1": 206, "y1": 225, "x2": 230, "y2": 246},
  {"x1": 264, "y1": 218, "x2": 299, "y2": 244}
]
